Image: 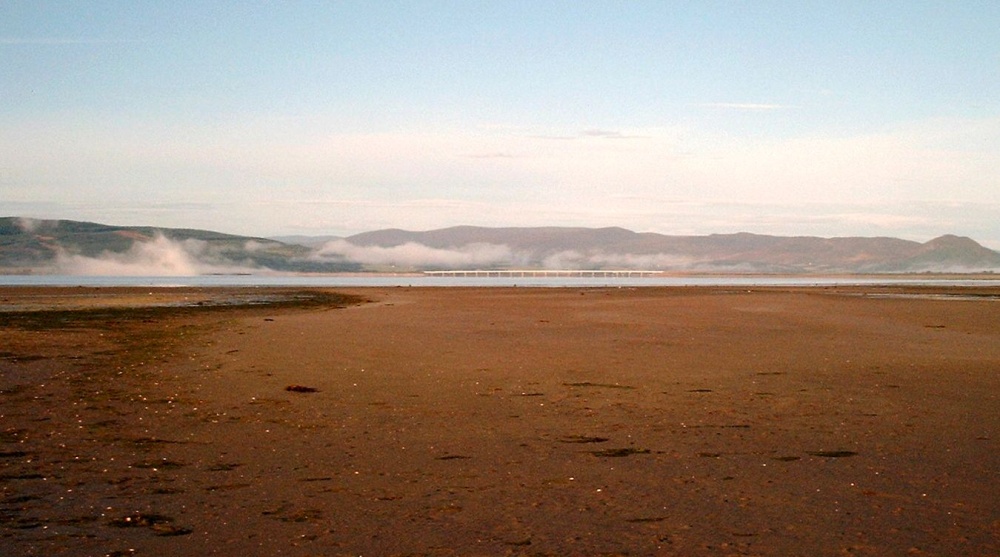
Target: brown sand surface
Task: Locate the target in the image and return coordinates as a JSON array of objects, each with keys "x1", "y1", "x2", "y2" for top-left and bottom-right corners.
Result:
[{"x1": 2, "y1": 285, "x2": 999, "y2": 556}]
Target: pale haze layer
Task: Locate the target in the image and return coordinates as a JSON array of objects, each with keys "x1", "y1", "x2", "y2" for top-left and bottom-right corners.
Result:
[{"x1": 2, "y1": 2, "x2": 999, "y2": 248}]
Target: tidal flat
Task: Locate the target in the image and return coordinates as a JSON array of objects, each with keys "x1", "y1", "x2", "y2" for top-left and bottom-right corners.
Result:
[{"x1": 1, "y1": 285, "x2": 998, "y2": 556}]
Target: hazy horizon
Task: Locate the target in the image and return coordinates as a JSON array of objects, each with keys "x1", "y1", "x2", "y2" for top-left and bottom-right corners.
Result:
[{"x1": 3, "y1": 3, "x2": 998, "y2": 248}]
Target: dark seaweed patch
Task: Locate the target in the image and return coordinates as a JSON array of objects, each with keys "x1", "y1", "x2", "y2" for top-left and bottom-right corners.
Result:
[
  {"x1": 277, "y1": 509, "x2": 324, "y2": 523},
  {"x1": 285, "y1": 385, "x2": 318, "y2": 393},
  {"x1": 0, "y1": 352, "x2": 47, "y2": 363},
  {"x1": 207, "y1": 462, "x2": 241, "y2": 471},
  {"x1": 563, "y1": 382, "x2": 634, "y2": 389},
  {"x1": 0, "y1": 473, "x2": 45, "y2": 480},
  {"x1": 205, "y1": 483, "x2": 252, "y2": 492},
  {"x1": 0, "y1": 429, "x2": 26, "y2": 443},
  {"x1": 109, "y1": 513, "x2": 192, "y2": 536},
  {"x1": 591, "y1": 448, "x2": 651, "y2": 457},
  {"x1": 131, "y1": 437, "x2": 184, "y2": 447},
  {"x1": 2, "y1": 495, "x2": 39, "y2": 504},
  {"x1": 54, "y1": 515, "x2": 99, "y2": 526},
  {"x1": 132, "y1": 459, "x2": 185, "y2": 470},
  {"x1": 152, "y1": 487, "x2": 184, "y2": 495},
  {"x1": 558, "y1": 435, "x2": 609, "y2": 444},
  {"x1": 3, "y1": 518, "x2": 42, "y2": 529},
  {"x1": 807, "y1": 450, "x2": 858, "y2": 458}
]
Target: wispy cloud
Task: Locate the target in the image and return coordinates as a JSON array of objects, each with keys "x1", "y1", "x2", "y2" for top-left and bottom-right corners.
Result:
[
  {"x1": 695, "y1": 102, "x2": 793, "y2": 111},
  {"x1": 578, "y1": 129, "x2": 647, "y2": 139},
  {"x1": 529, "y1": 128, "x2": 648, "y2": 141},
  {"x1": 0, "y1": 37, "x2": 145, "y2": 45},
  {"x1": 461, "y1": 152, "x2": 520, "y2": 159}
]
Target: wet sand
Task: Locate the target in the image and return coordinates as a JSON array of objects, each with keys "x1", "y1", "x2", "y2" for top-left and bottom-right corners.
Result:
[{"x1": 1, "y1": 285, "x2": 998, "y2": 556}]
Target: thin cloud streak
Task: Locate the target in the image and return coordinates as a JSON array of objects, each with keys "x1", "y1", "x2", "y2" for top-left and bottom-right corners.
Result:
[
  {"x1": 529, "y1": 129, "x2": 650, "y2": 141},
  {"x1": 696, "y1": 103, "x2": 794, "y2": 110},
  {"x1": 0, "y1": 38, "x2": 146, "y2": 45},
  {"x1": 578, "y1": 129, "x2": 649, "y2": 139},
  {"x1": 460, "y1": 152, "x2": 520, "y2": 159}
]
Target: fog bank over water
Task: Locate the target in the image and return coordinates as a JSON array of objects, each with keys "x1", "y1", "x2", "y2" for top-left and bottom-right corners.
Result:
[
  {"x1": 311, "y1": 239, "x2": 516, "y2": 269},
  {"x1": 309, "y1": 239, "x2": 703, "y2": 271},
  {"x1": 35, "y1": 234, "x2": 744, "y2": 274}
]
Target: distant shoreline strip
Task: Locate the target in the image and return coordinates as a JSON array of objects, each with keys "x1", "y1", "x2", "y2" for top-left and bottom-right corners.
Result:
[{"x1": 423, "y1": 269, "x2": 661, "y2": 278}]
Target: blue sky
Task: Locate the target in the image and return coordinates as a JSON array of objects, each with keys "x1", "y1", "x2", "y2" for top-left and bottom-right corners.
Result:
[{"x1": 2, "y1": 1, "x2": 999, "y2": 246}]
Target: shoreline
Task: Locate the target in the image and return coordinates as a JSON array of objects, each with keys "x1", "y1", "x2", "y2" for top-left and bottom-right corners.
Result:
[{"x1": 2, "y1": 286, "x2": 998, "y2": 555}]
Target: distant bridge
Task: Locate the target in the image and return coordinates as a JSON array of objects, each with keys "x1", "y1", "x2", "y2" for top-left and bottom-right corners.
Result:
[{"x1": 423, "y1": 269, "x2": 661, "y2": 278}]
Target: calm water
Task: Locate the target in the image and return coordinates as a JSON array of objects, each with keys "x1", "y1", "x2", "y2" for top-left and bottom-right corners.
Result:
[{"x1": 2, "y1": 274, "x2": 999, "y2": 288}]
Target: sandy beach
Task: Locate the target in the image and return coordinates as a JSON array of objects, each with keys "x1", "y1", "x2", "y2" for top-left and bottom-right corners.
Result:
[{"x1": 2, "y1": 285, "x2": 998, "y2": 556}]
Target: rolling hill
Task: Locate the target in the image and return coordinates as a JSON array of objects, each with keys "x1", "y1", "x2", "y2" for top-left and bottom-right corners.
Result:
[
  {"x1": 3, "y1": 217, "x2": 999, "y2": 274},
  {"x1": 344, "y1": 226, "x2": 1000, "y2": 273},
  {"x1": 0, "y1": 217, "x2": 359, "y2": 274}
]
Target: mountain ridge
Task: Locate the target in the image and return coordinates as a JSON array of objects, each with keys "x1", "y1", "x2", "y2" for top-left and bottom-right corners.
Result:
[
  {"x1": 0, "y1": 217, "x2": 359, "y2": 273},
  {"x1": 343, "y1": 225, "x2": 1000, "y2": 273},
  {"x1": 2, "y1": 217, "x2": 999, "y2": 274}
]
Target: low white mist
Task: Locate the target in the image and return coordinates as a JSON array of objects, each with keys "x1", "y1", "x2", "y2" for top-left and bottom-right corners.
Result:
[
  {"x1": 16, "y1": 217, "x2": 50, "y2": 233},
  {"x1": 312, "y1": 240, "x2": 700, "y2": 271},
  {"x1": 541, "y1": 250, "x2": 696, "y2": 270},
  {"x1": 54, "y1": 234, "x2": 258, "y2": 276},
  {"x1": 313, "y1": 240, "x2": 515, "y2": 269},
  {"x1": 242, "y1": 240, "x2": 270, "y2": 252}
]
